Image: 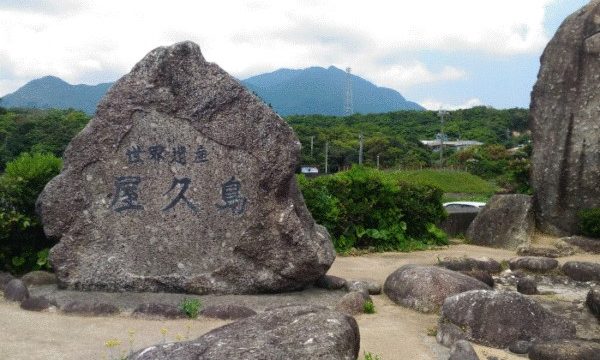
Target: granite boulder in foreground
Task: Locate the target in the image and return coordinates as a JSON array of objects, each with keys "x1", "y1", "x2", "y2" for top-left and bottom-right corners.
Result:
[
  {"x1": 128, "y1": 305, "x2": 360, "y2": 360},
  {"x1": 37, "y1": 41, "x2": 335, "y2": 294}
]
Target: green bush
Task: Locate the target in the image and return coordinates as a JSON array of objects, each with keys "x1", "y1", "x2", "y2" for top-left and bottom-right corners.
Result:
[
  {"x1": 0, "y1": 152, "x2": 62, "y2": 274},
  {"x1": 299, "y1": 166, "x2": 447, "y2": 253},
  {"x1": 179, "y1": 298, "x2": 202, "y2": 318},
  {"x1": 578, "y1": 208, "x2": 600, "y2": 238}
]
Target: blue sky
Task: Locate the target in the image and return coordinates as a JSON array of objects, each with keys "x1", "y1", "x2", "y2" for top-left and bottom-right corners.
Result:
[{"x1": 0, "y1": 0, "x2": 591, "y2": 109}]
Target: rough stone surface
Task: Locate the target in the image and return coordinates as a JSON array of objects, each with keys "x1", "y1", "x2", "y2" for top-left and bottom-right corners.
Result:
[
  {"x1": 448, "y1": 340, "x2": 480, "y2": 360},
  {"x1": 466, "y1": 194, "x2": 534, "y2": 250},
  {"x1": 200, "y1": 304, "x2": 257, "y2": 320},
  {"x1": 21, "y1": 271, "x2": 57, "y2": 286},
  {"x1": 0, "y1": 272, "x2": 15, "y2": 290},
  {"x1": 529, "y1": 339, "x2": 600, "y2": 360},
  {"x1": 128, "y1": 305, "x2": 360, "y2": 360},
  {"x1": 438, "y1": 256, "x2": 502, "y2": 273},
  {"x1": 460, "y1": 270, "x2": 494, "y2": 287},
  {"x1": 587, "y1": 288, "x2": 600, "y2": 320},
  {"x1": 561, "y1": 236, "x2": 600, "y2": 254},
  {"x1": 61, "y1": 301, "x2": 119, "y2": 316},
  {"x1": 335, "y1": 291, "x2": 371, "y2": 315},
  {"x1": 562, "y1": 261, "x2": 600, "y2": 282},
  {"x1": 530, "y1": 1, "x2": 600, "y2": 235},
  {"x1": 345, "y1": 280, "x2": 381, "y2": 295},
  {"x1": 508, "y1": 256, "x2": 559, "y2": 273},
  {"x1": 508, "y1": 340, "x2": 532, "y2": 354},
  {"x1": 516, "y1": 277, "x2": 538, "y2": 295},
  {"x1": 383, "y1": 265, "x2": 490, "y2": 313},
  {"x1": 516, "y1": 245, "x2": 563, "y2": 258},
  {"x1": 436, "y1": 322, "x2": 466, "y2": 347},
  {"x1": 315, "y1": 275, "x2": 346, "y2": 290},
  {"x1": 3, "y1": 279, "x2": 29, "y2": 302},
  {"x1": 439, "y1": 208, "x2": 479, "y2": 236},
  {"x1": 36, "y1": 41, "x2": 335, "y2": 294},
  {"x1": 438, "y1": 290, "x2": 576, "y2": 348},
  {"x1": 20, "y1": 296, "x2": 53, "y2": 311},
  {"x1": 132, "y1": 303, "x2": 186, "y2": 319}
]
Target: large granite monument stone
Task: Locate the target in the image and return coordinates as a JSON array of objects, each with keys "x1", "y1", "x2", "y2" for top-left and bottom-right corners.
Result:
[{"x1": 37, "y1": 41, "x2": 335, "y2": 294}]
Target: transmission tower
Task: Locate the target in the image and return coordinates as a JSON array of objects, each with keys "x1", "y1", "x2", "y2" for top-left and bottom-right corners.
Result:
[{"x1": 344, "y1": 67, "x2": 353, "y2": 116}]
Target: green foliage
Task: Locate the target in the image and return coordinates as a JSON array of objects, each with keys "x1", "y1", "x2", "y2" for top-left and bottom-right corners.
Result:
[
  {"x1": 363, "y1": 299, "x2": 376, "y2": 314},
  {"x1": 0, "y1": 152, "x2": 62, "y2": 274},
  {"x1": 299, "y1": 166, "x2": 448, "y2": 253},
  {"x1": 578, "y1": 208, "x2": 600, "y2": 238},
  {"x1": 179, "y1": 298, "x2": 202, "y2": 319},
  {"x1": 391, "y1": 169, "x2": 496, "y2": 195},
  {"x1": 363, "y1": 351, "x2": 382, "y2": 360}
]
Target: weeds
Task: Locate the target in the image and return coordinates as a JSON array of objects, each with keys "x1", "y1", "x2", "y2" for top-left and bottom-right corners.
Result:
[
  {"x1": 363, "y1": 299, "x2": 376, "y2": 314},
  {"x1": 179, "y1": 297, "x2": 202, "y2": 319}
]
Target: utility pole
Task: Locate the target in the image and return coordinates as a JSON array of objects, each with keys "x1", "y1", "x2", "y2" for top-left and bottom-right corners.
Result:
[
  {"x1": 325, "y1": 141, "x2": 329, "y2": 174},
  {"x1": 438, "y1": 109, "x2": 448, "y2": 167},
  {"x1": 358, "y1": 133, "x2": 364, "y2": 165},
  {"x1": 344, "y1": 67, "x2": 353, "y2": 116},
  {"x1": 310, "y1": 136, "x2": 314, "y2": 158},
  {"x1": 377, "y1": 154, "x2": 380, "y2": 169}
]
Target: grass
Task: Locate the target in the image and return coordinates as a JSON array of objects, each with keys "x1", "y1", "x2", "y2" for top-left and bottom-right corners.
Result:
[
  {"x1": 388, "y1": 169, "x2": 497, "y2": 196},
  {"x1": 363, "y1": 299, "x2": 376, "y2": 314},
  {"x1": 179, "y1": 298, "x2": 202, "y2": 319}
]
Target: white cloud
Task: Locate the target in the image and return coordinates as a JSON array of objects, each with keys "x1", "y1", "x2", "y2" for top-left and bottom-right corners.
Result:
[
  {"x1": 0, "y1": 0, "x2": 556, "y2": 95},
  {"x1": 419, "y1": 97, "x2": 484, "y2": 110}
]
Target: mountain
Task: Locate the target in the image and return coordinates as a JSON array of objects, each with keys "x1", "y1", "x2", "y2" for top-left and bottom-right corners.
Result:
[
  {"x1": 242, "y1": 66, "x2": 424, "y2": 115},
  {"x1": 0, "y1": 67, "x2": 424, "y2": 115},
  {"x1": 0, "y1": 76, "x2": 112, "y2": 115}
]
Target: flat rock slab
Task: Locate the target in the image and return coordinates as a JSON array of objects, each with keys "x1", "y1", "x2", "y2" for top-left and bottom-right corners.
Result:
[
  {"x1": 37, "y1": 41, "x2": 334, "y2": 294},
  {"x1": 561, "y1": 236, "x2": 600, "y2": 254},
  {"x1": 439, "y1": 290, "x2": 576, "y2": 348},
  {"x1": 21, "y1": 271, "x2": 57, "y2": 286},
  {"x1": 384, "y1": 265, "x2": 490, "y2": 313},
  {"x1": 200, "y1": 304, "x2": 256, "y2": 320},
  {"x1": 562, "y1": 261, "x2": 600, "y2": 282},
  {"x1": 529, "y1": 339, "x2": 600, "y2": 360},
  {"x1": 509, "y1": 256, "x2": 559, "y2": 273},
  {"x1": 128, "y1": 305, "x2": 360, "y2": 360},
  {"x1": 438, "y1": 256, "x2": 502, "y2": 273},
  {"x1": 132, "y1": 303, "x2": 186, "y2": 319}
]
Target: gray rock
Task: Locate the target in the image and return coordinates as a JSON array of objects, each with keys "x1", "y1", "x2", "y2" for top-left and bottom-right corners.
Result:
[
  {"x1": 561, "y1": 236, "x2": 600, "y2": 254},
  {"x1": 315, "y1": 275, "x2": 346, "y2": 290},
  {"x1": 508, "y1": 256, "x2": 559, "y2": 273},
  {"x1": 0, "y1": 272, "x2": 15, "y2": 290},
  {"x1": 466, "y1": 194, "x2": 534, "y2": 250},
  {"x1": 61, "y1": 301, "x2": 119, "y2": 316},
  {"x1": 201, "y1": 304, "x2": 257, "y2": 320},
  {"x1": 586, "y1": 288, "x2": 600, "y2": 320},
  {"x1": 436, "y1": 322, "x2": 466, "y2": 347},
  {"x1": 516, "y1": 277, "x2": 538, "y2": 295},
  {"x1": 384, "y1": 265, "x2": 490, "y2": 313},
  {"x1": 345, "y1": 280, "x2": 381, "y2": 295},
  {"x1": 562, "y1": 261, "x2": 600, "y2": 282},
  {"x1": 21, "y1": 271, "x2": 57, "y2": 286},
  {"x1": 439, "y1": 208, "x2": 479, "y2": 237},
  {"x1": 36, "y1": 41, "x2": 335, "y2": 294},
  {"x1": 448, "y1": 340, "x2": 479, "y2": 360},
  {"x1": 508, "y1": 340, "x2": 532, "y2": 354},
  {"x1": 459, "y1": 270, "x2": 494, "y2": 287},
  {"x1": 20, "y1": 296, "x2": 53, "y2": 311},
  {"x1": 438, "y1": 256, "x2": 502, "y2": 273},
  {"x1": 132, "y1": 303, "x2": 186, "y2": 319},
  {"x1": 530, "y1": 1, "x2": 600, "y2": 235},
  {"x1": 335, "y1": 291, "x2": 371, "y2": 315},
  {"x1": 128, "y1": 305, "x2": 360, "y2": 360},
  {"x1": 529, "y1": 339, "x2": 600, "y2": 360},
  {"x1": 439, "y1": 290, "x2": 576, "y2": 348},
  {"x1": 516, "y1": 245, "x2": 563, "y2": 258},
  {"x1": 3, "y1": 279, "x2": 29, "y2": 302}
]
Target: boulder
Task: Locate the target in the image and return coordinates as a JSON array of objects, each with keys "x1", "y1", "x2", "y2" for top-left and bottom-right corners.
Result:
[
  {"x1": 61, "y1": 301, "x2": 119, "y2": 316},
  {"x1": 200, "y1": 304, "x2": 257, "y2": 320},
  {"x1": 315, "y1": 275, "x2": 346, "y2": 290},
  {"x1": 459, "y1": 270, "x2": 494, "y2": 287},
  {"x1": 132, "y1": 303, "x2": 186, "y2": 319},
  {"x1": 561, "y1": 236, "x2": 600, "y2": 254},
  {"x1": 21, "y1": 271, "x2": 57, "y2": 286},
  {"x1": 128, "y1": 305, "x2": 360, "y2": 360},
  {"x1": 562, "y1": 261, "x2": 600, "y2": 282},
  {"x1": 516, "y1": 277, "x2": 538, "y2": 295},
  {"x1": 36, "y1": 41, "x2": 335, "y2": 294},
  {"x1": 516, "y1": 245, "x2": 563, "y2": 258},
  {"x1": 345, "y1": 280, "x2": 381, "y2": 295},
  {"x1": 383, "y1": 265, "x2": 490, "y2": 313},
  {"x1": 466, "y1": 194, "x2": 534, "y2": 250},
  {"x1": 508, "y1": 256, "x2": 559, "y2": 273},
  {"x1": 529, "y1": 339, "x2": 600, "y2": 360},
  {"x1": 438, "y1": 256, "x2": 502, "y2": 273},
  {"x1": 448, "y1": 340, "x2": 479, "y2": 360},
  {"x1": 586, "y1": 288, "x2": 600, "y2": 320},
  {"x1": 508, "y1": 340, "x2": 532, "y2": 354},
  {"x1": 436, "y1": 322, "x2": 466, "y2": 347},
  {"x1": 438, "y1": 290, "x2": 576, "y2": 348},
  {"x1": 0, "y1": 272, "x2": 15, "y2": 290},
  {"x1": 335, "y1": 291, "x2": 371, "y2": 315},
  {"x1": 439, "y1": 208, "x2": 479, "y2": 237},
  {"x1": 3, "y1": 279, "x2": 29, "y2": 302},
  {"x1": 530, "y1": 1, "x2": 600, "y2": 235},
  {"x1": 20, "y1": 296, "x2": 53, "y2": 312}
]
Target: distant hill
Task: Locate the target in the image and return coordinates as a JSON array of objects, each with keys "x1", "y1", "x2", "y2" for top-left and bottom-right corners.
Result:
[
  {"x1": 0, "y1": 67, "x2": 424, "y2": 115},
  {"x1": 0, "y1": 76, "x2": 112, "y2": 115},
  {"x1": 242, "y1": 66, "x2": 424, "y2": 115}
]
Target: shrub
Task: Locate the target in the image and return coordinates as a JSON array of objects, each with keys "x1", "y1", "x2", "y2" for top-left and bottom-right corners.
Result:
[
  {"x1": 0, "y1": 152, "x2": 62, "y2": 274},
  {"x1": 299, "y1": 166, "x2": 448, "y2": 253},
  {"x1": 179, "y1": 298, "x2": 202, "y2": 319},
  {"x1": 578, "y1": 208, "x2": 600, "y2": 238},
  {"x1": 363, "y1": 299, "x2": 376, "y2": 314}
]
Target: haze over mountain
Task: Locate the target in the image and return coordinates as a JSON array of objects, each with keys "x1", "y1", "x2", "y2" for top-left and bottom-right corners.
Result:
[{"x1": 0, "y1": 66, "x2": 423, "y2": 115}]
